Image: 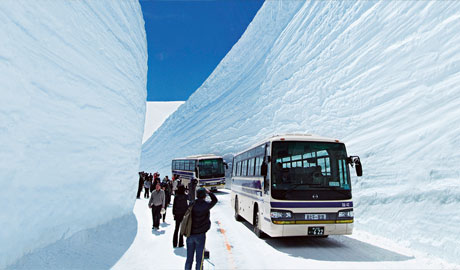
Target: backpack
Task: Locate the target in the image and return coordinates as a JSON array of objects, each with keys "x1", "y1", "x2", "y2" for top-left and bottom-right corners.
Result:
[{"x1": 180, "y1": 203, "x2": 195, "y2": 237}]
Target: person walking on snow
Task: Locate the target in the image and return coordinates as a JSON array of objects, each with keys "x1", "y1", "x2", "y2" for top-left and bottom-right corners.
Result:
[
  {"x1": 149, "y1": 182, "x2": 165, "y2": 230},
  {"x1": 172, "y1": 185, "x2": 188, "y2": 248},
  {"x1": 185, "y1": 187, "x2": 217, "y2": 270},
  {"x1": 143, "y1": 176, "x2": 152, "y2": 199},
  {"x1": 161, "y1": 183, "x2": 171, "y2": 222},
  {"x1": 153, "y1": 173, "x2": 161, "y2": 190},
  {"x1": 172, "y1": 175, "x2": 179, "y2": 195},
  {"x1": 137, "y1": 171, "x2": 144, "y2": 199},
  {"x1": 149, "y1": 173, "x2": 155, "y2": 194}
]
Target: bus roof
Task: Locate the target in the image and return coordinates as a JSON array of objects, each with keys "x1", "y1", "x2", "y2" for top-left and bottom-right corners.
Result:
[
  {"x1": 236, "y1": 134, "x2": 342, "y2": 156},
  {"x1": 173, "y1": 154, "x2": 222, "y2": 161},
  {"x1": 264, "y1": 133, "x2": 340, "y2": 144}
]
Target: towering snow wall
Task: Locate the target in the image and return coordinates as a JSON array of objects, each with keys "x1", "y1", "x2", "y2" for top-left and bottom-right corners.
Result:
[
  {"x1": 0, "y1": 1, "x2": 147, "y2": 267},
  {"x1": 141, "y1": 1, "x2": 460, "y2": 263}
]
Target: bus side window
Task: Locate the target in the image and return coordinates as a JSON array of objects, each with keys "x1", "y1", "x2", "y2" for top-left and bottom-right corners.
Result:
[
  {"x1": 242, "y1": 160, "x2": 248, "y2": 176},
  {"x1": 249, "y1": 158, "x2": 255, "y2": 176}
]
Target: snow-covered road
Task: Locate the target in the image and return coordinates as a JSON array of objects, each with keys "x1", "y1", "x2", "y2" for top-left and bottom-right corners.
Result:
[{"x1": 114, "y1": 190, "x2": 458, "y2": 269}]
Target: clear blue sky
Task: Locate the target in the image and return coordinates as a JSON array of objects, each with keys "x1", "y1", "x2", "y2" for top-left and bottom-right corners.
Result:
[{"x1": 140, "y1": 0, "x2": 264, "y2": 101}]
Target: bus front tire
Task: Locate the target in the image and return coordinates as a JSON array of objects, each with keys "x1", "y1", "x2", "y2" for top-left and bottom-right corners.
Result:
[{"x1": 234, "y1": 197, "x2": 242, "y2": 221}]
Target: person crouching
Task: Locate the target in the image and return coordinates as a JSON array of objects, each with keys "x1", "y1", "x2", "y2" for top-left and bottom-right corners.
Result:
[{"x1": 148, "y1": 182, "x2": 165, "y2": 230}]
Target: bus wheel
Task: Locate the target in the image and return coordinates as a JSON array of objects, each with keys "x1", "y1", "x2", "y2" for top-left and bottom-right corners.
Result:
[
  {"x1": 253, "y1": 208, "x2": 265, "y2": 238},
  {"x1": 234, "y1": 197, "x2": 242, "y2": 221}
]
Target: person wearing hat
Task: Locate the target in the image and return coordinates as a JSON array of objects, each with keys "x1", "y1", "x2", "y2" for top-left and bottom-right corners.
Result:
[
  {"x1": 185, "y1": 187, "x2": 217, "y2": 270},
  {"x1": 172, "y1": 185, "x2": 188, "y2": 248}
]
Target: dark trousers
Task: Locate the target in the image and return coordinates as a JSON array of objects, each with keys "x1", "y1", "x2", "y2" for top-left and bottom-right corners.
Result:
[
  {"x1": 152, "y1": 205, "x2": 162, "y2": 228},
  {"x1": 137, "y1": 181, "x2": 143, "y2": 198},
  {"x1": 185, "y1": 233, "x2": 206, "y2": 270},
  {"x1": 144, "y1": 187, "x2": 150, "y2": 198},
  {"x1": 173, "y1": 216, "x2": 184, "y2": 247},
  {"x1": 162, "y1": 211, "x2": 167, "y2": 222}
]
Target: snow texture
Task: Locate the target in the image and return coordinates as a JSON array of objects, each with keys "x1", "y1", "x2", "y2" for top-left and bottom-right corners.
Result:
[
  {"x1": 112, "y1": 191, "x2": 458, "y2": 269},
  {"x1": 0, "y1": 1, "x2": 147, "y2": 267},
  {"x1": 142, "y1": 101, "x2": 184, "y2": 143},
  {"x1": 141, "y1": 1, "x2": 460, "y2": 264}
]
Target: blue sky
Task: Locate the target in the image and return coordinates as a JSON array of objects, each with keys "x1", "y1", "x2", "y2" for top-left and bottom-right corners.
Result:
[{"x1": 140, "y1": 0, "x2": 264, "y2": 101}]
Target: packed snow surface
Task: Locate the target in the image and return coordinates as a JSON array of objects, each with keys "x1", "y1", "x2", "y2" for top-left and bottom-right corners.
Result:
[
  {"x1": 12, "y1": 191, "x2": 459, "y2": 269},
  {"x1": 0, "y1": 1, "x2": 147, "y2": 267},
  {"x1": 141, "y1": 0, "x2": 460, "y2": 264}
]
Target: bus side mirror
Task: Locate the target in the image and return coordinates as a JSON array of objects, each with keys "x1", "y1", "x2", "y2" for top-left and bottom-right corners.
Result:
[
  {"x1": 347, "y1": 156, "x2": 363, "y2": 177},
  {"x1": 224, "y1": 162, "x2": 229, "y2": 170}
]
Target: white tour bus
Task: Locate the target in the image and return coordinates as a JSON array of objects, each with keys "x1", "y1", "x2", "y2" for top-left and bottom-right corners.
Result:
[
  {"x1": 231, "y1": 134, "x2": 362, "y2": 238},
  {"x1": 172, "y1": 154, "x2": 226, "y2": 191}
]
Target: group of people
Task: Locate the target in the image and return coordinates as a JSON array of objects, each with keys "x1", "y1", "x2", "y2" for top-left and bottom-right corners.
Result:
[
  {"x1": 136, "y1": 172, "x2": 218, "y2": 270},
  {"x1": 137, "y1": 171, "x2": 173, "y2": 223}
]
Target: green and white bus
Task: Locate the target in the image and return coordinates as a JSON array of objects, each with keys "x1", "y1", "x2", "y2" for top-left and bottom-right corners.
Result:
[
  {"x1": 231, "y1": 134, "x2": 362, "y2": 238},
  {"x1": 172, "y1": 154, "x2": 226, "y2": 191}
]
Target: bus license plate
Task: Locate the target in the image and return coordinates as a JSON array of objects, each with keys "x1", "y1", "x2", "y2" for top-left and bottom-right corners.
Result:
[
  {"x1": 308, "y1": 227, "x2": 324, "y2": 236},
  {"x1": 305, "y1": 214, "x2": 327, "y2": 220}
]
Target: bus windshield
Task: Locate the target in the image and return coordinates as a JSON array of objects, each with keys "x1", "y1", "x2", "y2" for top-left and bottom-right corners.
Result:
[
  {"x1": 198, "y1": 159, "x2": 225, "y2": 179},
  {"x1": 271, "y1": 141, "x2": 351, "y2": 200}
]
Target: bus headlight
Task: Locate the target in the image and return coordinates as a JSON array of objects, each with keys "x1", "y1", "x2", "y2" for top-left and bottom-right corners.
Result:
[
  {"x1": 271, "y1": 210, "x2": 293, "y2": 219},
  {"x1": 337, "y1": 209, "x2": 354, "y2": 218}
]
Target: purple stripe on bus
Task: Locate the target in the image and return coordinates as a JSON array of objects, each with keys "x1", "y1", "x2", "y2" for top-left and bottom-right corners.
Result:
[{"x1": 270, "y1": 201, "x2": 353, "y2": 208}]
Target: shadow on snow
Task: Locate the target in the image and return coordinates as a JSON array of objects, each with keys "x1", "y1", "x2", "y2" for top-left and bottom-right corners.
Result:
[
  {"x1": 239, "y1": 220, "x2": 413, "y2": 262},
  {"x1": 8, "y1": 213, "x2": 137, "y2": 270}
]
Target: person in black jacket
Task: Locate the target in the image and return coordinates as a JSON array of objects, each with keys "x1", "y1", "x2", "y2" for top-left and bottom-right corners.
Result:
[
  {"x1": 161, "y1": 182, "x2": 171, "y2": 222},
  {"x1": 136, "y1": 172, "x2": 144, "y2": 199},
  {"x1": 172, "y1": 185, "x2": 188, "y2": 248},
  {"x1": 188, "y1": 178, "x2": 198, "y2": 203},
  {"x1": 185, "y1": 187, "x2": 217, "y2": 270}
]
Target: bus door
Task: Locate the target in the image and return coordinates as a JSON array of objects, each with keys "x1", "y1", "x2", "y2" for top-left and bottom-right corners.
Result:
[{"x1": 262, "y1": 143, "x2": 271, "y2": 222}]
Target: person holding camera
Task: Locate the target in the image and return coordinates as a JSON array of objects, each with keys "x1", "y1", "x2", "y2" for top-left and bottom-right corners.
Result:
[{"x1": 185, "y1": 187, "x2": 217, "y2": 270}]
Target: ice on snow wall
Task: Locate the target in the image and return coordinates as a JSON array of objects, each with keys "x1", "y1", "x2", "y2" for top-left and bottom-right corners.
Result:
[
  {"x1": 142, "y1": 1, "x2": 460, "y2": 263},
  {"x1": 0, "y1": 1, "x2": 147, "y2": 267}
]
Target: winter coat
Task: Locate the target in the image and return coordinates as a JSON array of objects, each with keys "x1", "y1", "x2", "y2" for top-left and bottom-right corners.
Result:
[
  {"x1": 190, "y1": 192, "x2": 218, "y2": 235},
  {"x1": 153, "y1": 177, "x2": 161, "y2": 187},
  {"x1": 149, "y1": 189, "x2": 165, "y2": 208},
  {"x1": 144, "y1": 179, "x2": 151, "y2": 189},
  {"x1": 173, "y1": 194, "x2": 189, "y2": 220},
  {"x1": 172, "y1": 180, "x2": 178, "y2": 191}
]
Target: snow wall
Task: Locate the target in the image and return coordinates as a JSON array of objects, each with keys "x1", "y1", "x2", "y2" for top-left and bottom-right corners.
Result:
[
  {"x1": 0, "y1": 1, "x2": 147, "y2": 267},
  {"x1": 141, "y1": 1, "x2": 460, "y2": 264}
]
